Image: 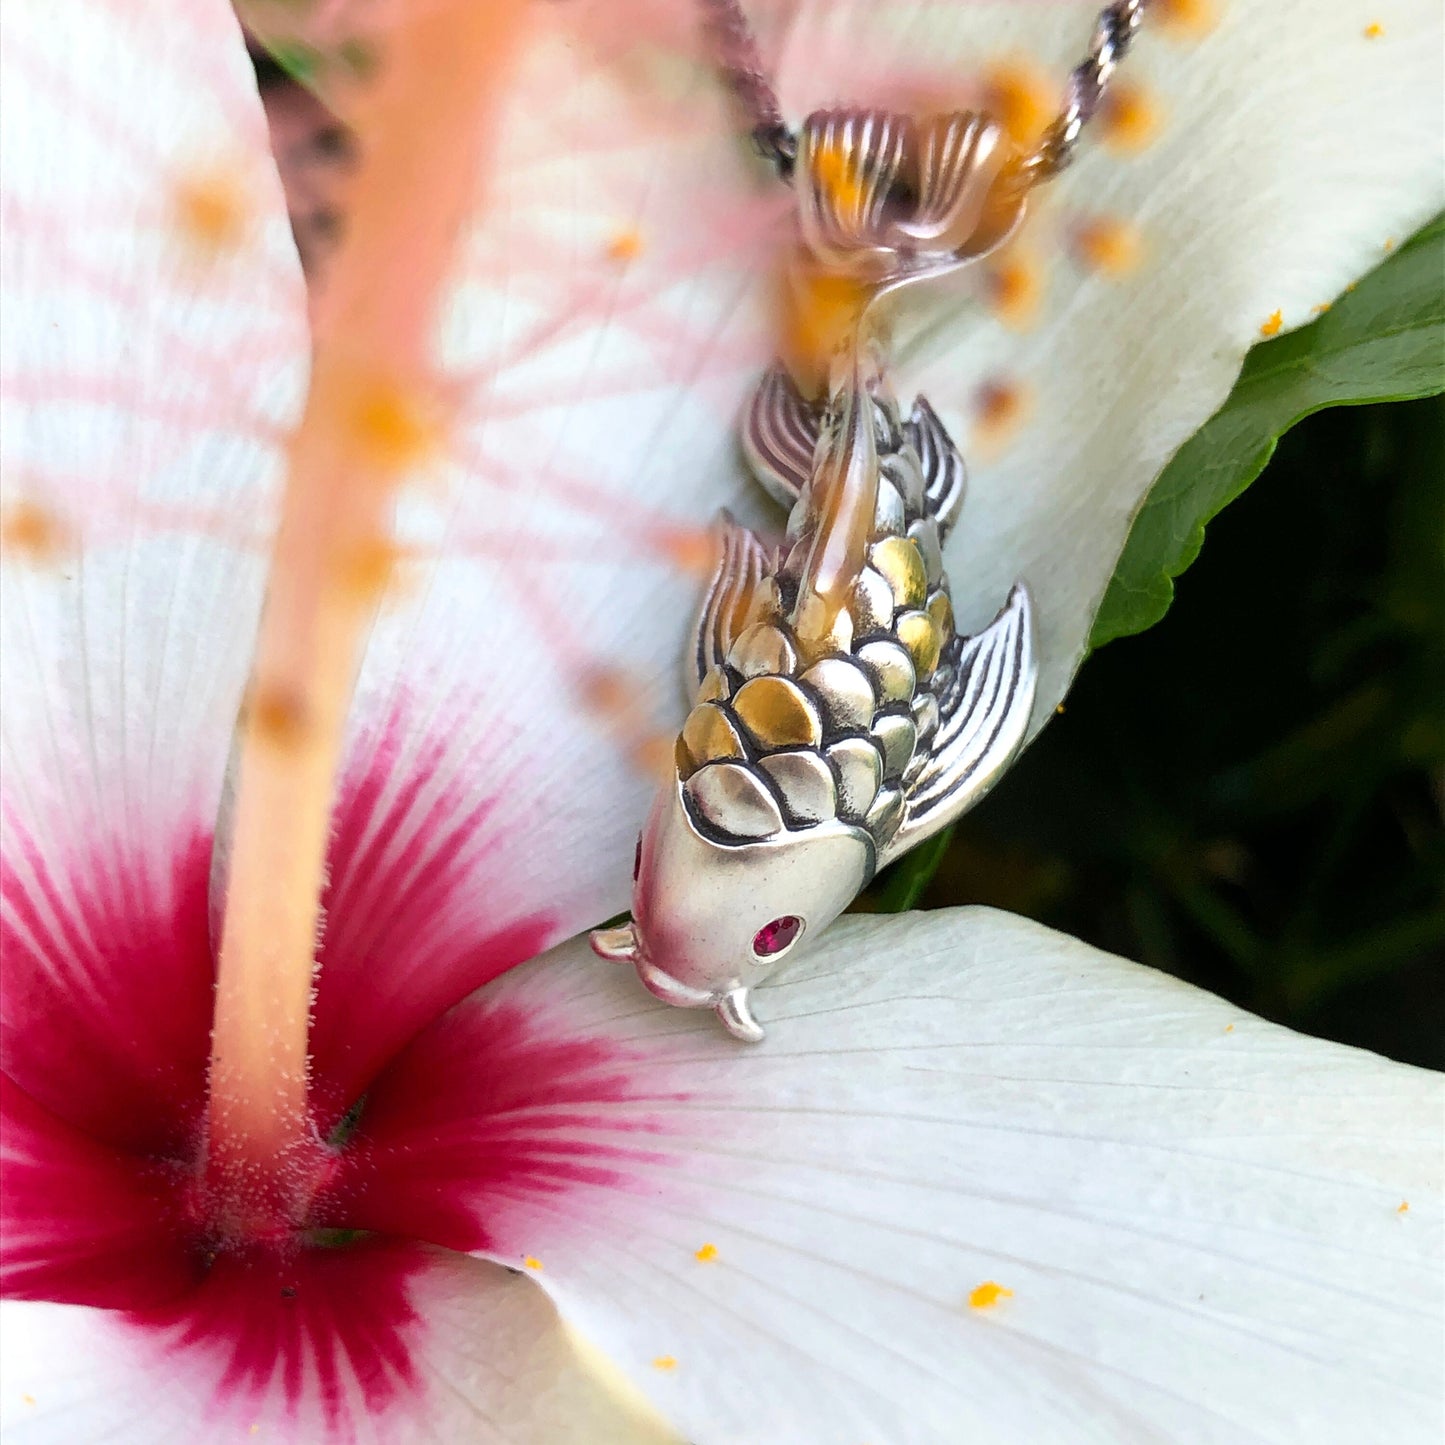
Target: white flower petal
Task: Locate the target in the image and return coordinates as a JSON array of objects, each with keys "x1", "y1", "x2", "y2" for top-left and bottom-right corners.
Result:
[
  {"x1": 0, "y1": 1249, "x2": 678, "y2": 1444},
  {"x1": 0, "y1": 0, "x2": 306, "y2": 866},
  {"x1": 468, "y1": 911, "x2": 1443, "y2": 1444}
]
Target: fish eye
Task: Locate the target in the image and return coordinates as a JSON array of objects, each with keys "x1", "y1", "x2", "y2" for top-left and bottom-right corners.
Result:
[
  {"x1": 752, "y1": 915, "x2": 804, "y2": 960},
  {"x1": 632, "y1": 835, "x2": 642, "y2": 882}
]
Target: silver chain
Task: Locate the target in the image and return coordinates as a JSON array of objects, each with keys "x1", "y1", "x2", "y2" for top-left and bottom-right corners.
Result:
[
  {"x1": 703, "y1": 0, "x2": 1150, "y2": 188},
  {"x1": 1017, "y1": 0, "x2": 1150, "y2": 185}
]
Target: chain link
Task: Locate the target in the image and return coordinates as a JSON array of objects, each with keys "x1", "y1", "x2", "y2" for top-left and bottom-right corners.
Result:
[
  {"x1": 1017, "y1": 0, "x2": 1150, "y2": 186},
  {"x1": 699, "y1": 0, "x2": 796, "y2": 178}
]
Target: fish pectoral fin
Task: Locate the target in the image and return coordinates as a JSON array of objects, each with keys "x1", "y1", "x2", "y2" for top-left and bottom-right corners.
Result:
[
  {"x1": 742, "y1": 363, "x2": 822, "y2": 508},
  {"x1": 716, "y1": 988, "x2": 766, "y2": 1043},
  {"x1": 882, "y1": 582, "x2": 1037, "y2": 867},
  {"x1": 688, "y1": 511, "x2": 774, "y2": 699},
  {"x1": 907, "y1": 394, "x2": 967, "y2": 540}
]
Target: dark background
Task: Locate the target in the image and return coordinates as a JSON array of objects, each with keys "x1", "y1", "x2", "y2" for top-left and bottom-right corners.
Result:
[{"x1": 869, "y1": 396, "x2": 1444, "y2": 1069}]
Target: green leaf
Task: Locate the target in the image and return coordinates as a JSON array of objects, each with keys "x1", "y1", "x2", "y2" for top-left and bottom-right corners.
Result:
[
  {"x1": 864, "y1": 824, "x2": 955, "y2": 913},
  {"x1": 1091, "y1": 212, "x2": 1445, "y2": 649}
]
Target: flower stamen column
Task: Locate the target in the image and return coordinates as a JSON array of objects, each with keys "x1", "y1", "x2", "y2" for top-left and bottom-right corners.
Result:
[{"x1": 204, "y1": 0, "x2": 528, "y2": 1231}]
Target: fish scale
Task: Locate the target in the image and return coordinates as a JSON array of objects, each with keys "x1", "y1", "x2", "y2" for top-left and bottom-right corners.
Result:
[{"x1": 677, "y1": 363, "x2": 960, "y2": 851}]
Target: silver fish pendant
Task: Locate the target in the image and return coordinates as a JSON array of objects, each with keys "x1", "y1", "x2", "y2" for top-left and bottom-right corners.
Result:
[{"x1": 592, "y1": 108, "x2": 1040, "y2": 1040}]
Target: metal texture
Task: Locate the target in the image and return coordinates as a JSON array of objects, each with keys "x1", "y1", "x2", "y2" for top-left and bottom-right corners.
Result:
[
  {"x1": 701, "y1": 0, "x2": 1153, "y2": 198},
  {"x1": 1017, "y1": 0, "x2": 1151, "y2": 186},
  {"x1": 592, "y1": 106, "x2": 1039, "y2": 1040}
]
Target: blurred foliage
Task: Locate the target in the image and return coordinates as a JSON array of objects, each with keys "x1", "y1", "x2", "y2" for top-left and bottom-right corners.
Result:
[
  {"x1": 879, "y1": 394, "x2": 1444, "y2": 1068},
  {"x1": 1093, "y1": 215, "x2": 1445, "y2": 645}
]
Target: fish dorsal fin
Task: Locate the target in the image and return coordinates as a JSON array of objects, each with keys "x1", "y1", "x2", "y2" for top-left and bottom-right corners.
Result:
[
  {"x1": 907, "y1": 394, "x2": 967, "y2": 539},
  {"x1": 688, "y1": 512, "x2": 773, "y2": 699},
  {"x1": 880, "y1": 582, "x2": 1037, "y2": 866},
  {"x1": 742, "y1": 363, "x2": 822, "y2": 507}
]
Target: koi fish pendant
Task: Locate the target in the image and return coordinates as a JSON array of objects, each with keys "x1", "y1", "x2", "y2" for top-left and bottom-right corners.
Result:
[{"x1": 592, "y1": 108, "x2": 1040, "y2": 1040}]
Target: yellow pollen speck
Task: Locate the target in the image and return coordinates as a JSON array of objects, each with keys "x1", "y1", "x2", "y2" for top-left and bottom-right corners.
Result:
[
  {"x1": 23, "y1": 1395, "x2": 36, "y2": 1407},
  {"x1": 1070, "y1": 216, "x2": 1143, "y2": 277},
  {"x1": 1155, "y1": 0, "x2": 1219, "y2": 38},
  {"x1": 173, "y1": 167, "x2": 249, "y2": 255},
  {"x1": 1259, "y1": 310, "x2": 1283, "y2": 338},
  {"x1": 630, "y1": 732, "x2": 676, "y2": 783},
  {"x1": 340, "y1": 536, "x2": 405, "y2": 601},
  {"x1": 652, "y1": 1355, "x2": 678, "y2": 1371},
  {"x1": 349, "y1": 381, "x2": 442, "y2": 473},
  {"x1": 1383, "y1": 236, "x2": 1397, "y2": 252},
  {"x1": 971, "y1": 377, "x2": 1032, "y2": 457},
  {"x1": 968, "y1": 1281, "x2": 1013, "y2": 1310},
  {"x1": 523, "y1": 1255, "x2": 544, "y2": 1271},
  {"x1": 652, "y1": 525, "x2": 716, "y2": 576},
  {"x1": 1224, "y1": 1023, "x2": 1235, "y2": 1033},
  {"x1": 1364, "y1": 22, "x2": 1385, "y2": 39},
  {"x1": 981, "y1": 59, "x2": 1054, "y2": 146},
  {"x1": 1099, "y1": 81, "x2": 1162, "y2": 152},
  {"x1": 248, "y1": 686, "x2": 309, "y2": 750},
  {"x1": 607, "y1": 228, "x2": 644, "y2": 262},
  {"x1": 782, "y1": 266, "x2": 869, "y2": 391},
  {"x1": 695, "y1": 1242, "x2": 719, "y2": 1263},
  {"x1": 984, "y1": 251, "x2": 1044, "y2": 329},
  {"x1": 1, "y1": 500, "x2": 71, "y2": 562},
  {"x1": 1055, "y1": 703, "x2": 1066, "y2": 715},
  {"x1": 1398, "y1": 1200, "x2": 1410, "y2": 1214},
  {"x1": 579, "y1": 666, "x2": 635, "y2": 721},
  {"x1": 1310, "y1": 302, "x2": 1331, "y2": 315}
]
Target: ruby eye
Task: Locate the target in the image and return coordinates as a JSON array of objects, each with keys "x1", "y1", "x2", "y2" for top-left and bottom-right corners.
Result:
[
  {"x1": 752, "y1": 915, "x2": 803, "y2": 958},
  {"x1": 632, "y1": 836, "x2": 642, "y2": 881}
]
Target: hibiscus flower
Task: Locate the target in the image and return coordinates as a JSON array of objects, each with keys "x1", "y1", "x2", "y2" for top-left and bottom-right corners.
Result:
[{"x1": 2, "y1": 2, "x2": 1442, "y2": 1442}]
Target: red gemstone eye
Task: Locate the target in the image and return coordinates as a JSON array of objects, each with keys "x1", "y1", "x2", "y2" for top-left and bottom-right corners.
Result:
[
  {"x1": 752, "y1": 915, "x2": 803, "y2": 958},
  {"x1": 632, "y1": 836, "x2": 642, "y2": 881}
]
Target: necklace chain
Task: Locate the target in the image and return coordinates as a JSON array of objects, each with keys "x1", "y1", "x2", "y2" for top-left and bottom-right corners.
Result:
[{"x1": 703, "y1": 0, "x2": 1151, "y2": 187}]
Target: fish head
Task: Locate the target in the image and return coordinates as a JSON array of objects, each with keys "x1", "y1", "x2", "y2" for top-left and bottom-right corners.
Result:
[{"x1": 590, "y1": 776, "x2": 874, "y2": 1042}]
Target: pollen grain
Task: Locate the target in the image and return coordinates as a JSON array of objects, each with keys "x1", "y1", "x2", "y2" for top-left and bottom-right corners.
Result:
[
  {"x1": 980, "y1": 59, "x2": 1054, "y2": 147},
  {"x1": 1259, "y1": 310, "x2": 1283, "y2": 338},
  {"x1": 1, "y1": 500, "x2": 71, "y2": 562},
  {"x1": 247, "y1": 686, "x2": 310, "y2": 750},
  {"x1": 983, "y1": 250, "x2": 1044, "y2": 329},
  {"x1": 695, "y1": 1242, "x2": 720, "y2": 1263},
  {"x1": 652, "y1": 1355, "x2": 679, "y2": 1371},
  {"x1": 1099, "y1": 81, "x2": 1162, "y2": 152},
  {"x1": 1154, "y1": 0, "x2": 1219, "y2": 38},
  {"x1": 607, "y1": 227, "x2": 645, "y2": 263},
  {"x1": 968, "y1": 1281, "x2": 1014, "y2": 1310},
  {"x1": 174, "y1": 165, "x2": 250, "y2": 256},
  {"x1": 1069, "y1": 216, "x2": 1144, "y2": 278}
]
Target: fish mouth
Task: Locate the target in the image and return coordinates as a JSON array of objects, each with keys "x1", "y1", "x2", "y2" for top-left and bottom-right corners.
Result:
[
  {"x1": 588, "y1": 921, "x2": 710, "y2": 1006},
  {"x1": 587, "y1": 921, "x2": 764, "y2": 1041}
]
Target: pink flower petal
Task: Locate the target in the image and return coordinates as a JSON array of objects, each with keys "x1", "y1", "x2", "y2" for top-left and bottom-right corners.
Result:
[
  {"x1": 1, "y1": 1247, "x2": 675, "y2": 1444},
  {"x1": 1, "y1": 824, "x2": 212, "y2": 1154},
  {"x1": 307, "y1": 712, "x2": 558, "y2": 1129},
  {"x1": 0, "y1": 1073, "x2": 195, "y2": 1310},
  {"x1": 323, "y1": 989, "x2": 690, "y2": 1255}
]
